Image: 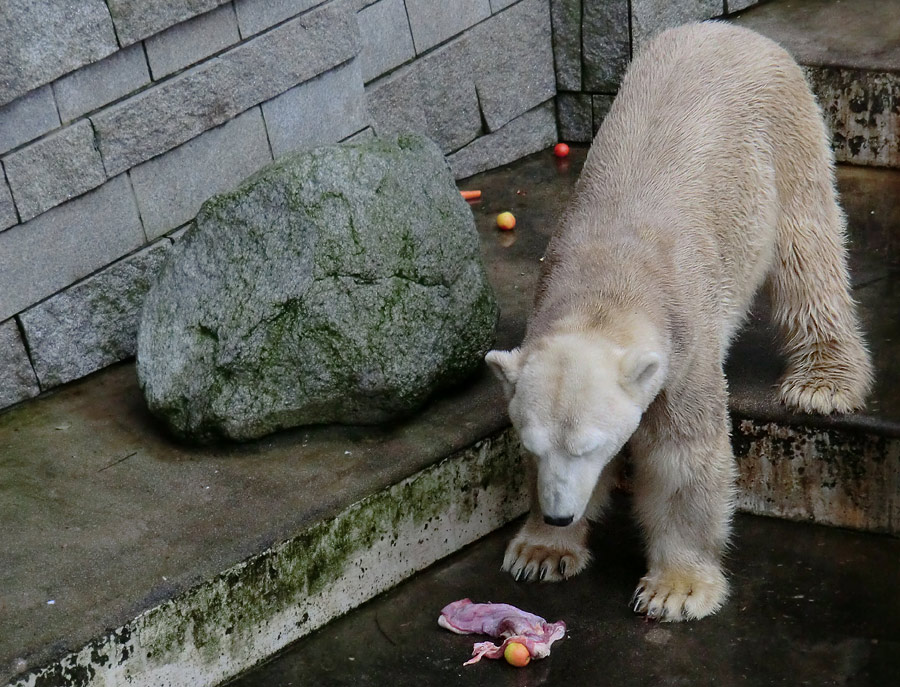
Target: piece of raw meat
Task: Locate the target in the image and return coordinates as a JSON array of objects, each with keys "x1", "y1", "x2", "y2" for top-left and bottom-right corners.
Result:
[{"x1": 438, "y1": 598, "x2": 566, "y2": 665}]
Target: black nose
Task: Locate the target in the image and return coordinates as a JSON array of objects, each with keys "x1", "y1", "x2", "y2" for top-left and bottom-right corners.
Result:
[{"x1": 543, "y1": 514, "x2": 574, "y2": 527}]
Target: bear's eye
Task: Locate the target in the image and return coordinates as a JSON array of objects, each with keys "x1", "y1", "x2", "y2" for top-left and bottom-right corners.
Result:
[
  {"x1": 519, "y1": 425, "x2": 551, "y2": 456},
  {"x1": 565, "y1": 429, "x2": 608, "y2": 457}
]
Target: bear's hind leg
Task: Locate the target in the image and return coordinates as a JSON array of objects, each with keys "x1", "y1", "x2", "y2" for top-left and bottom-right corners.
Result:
[
  {"x1": 770, "y1": 163, "x2": 873, "y2": 414},
  {"x1": 631, "y1": 419, "x2": 736, "y2": 621},
  {"x1": 502, "y1": 457, "x2": 616, "y2": 582}
]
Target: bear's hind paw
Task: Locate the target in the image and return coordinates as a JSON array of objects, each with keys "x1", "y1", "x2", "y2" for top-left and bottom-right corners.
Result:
[
  {"x1": 779, "y1": 341, "x2": 873, "y2": 415},
  {"x1": 632, "y1": 566, "x2": 728, "y2": 622},
  {"x1": 779, "y1": 370, "x2": 868, "y2": 415}
]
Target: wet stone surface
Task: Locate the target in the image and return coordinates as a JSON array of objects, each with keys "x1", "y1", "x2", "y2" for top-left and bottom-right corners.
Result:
[{"x1": 228, "y1": 501, "x2": 900, "y2": 687}]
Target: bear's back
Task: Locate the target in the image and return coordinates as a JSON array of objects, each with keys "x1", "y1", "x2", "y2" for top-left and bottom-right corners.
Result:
[
  {"x1": 538, "y1": 22, "x2": 833, "y2": 355},
  {"x1": 581, "y1": 22, "x2": 815, "y2": 207}
]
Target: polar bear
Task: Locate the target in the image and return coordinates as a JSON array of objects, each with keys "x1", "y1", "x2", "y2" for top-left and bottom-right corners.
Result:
[{"x1": 485, "y1": 22, "x2": 872, "y2": 622}]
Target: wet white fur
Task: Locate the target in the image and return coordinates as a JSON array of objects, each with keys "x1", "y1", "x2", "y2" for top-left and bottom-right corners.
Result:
[{"x1": 486, "y1": 22, "x2": 872, "y2": 621}]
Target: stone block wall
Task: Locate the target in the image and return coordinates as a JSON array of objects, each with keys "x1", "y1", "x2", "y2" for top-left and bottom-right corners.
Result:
[
  {"x1": 0, "y1": 0, "x2": 558, "y2": 412},
  {"x1": 552, "y1": 0, "x2": 762, "y2": 142}
]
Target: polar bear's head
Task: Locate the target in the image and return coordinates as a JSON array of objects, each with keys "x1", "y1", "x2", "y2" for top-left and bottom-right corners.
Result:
[{"x1": 486, "y1": 332, "x2": 665, "y2": 526}]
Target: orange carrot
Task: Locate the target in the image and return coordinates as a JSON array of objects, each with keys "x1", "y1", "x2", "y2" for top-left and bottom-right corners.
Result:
[{"x1": 460, "y1": 190, "x2": 482, "y2": 200}]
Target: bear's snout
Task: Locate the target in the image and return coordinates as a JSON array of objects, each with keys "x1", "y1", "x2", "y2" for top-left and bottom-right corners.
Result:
[{"x1": 543, "y1": 514, "x2": 574, "y2": 527}]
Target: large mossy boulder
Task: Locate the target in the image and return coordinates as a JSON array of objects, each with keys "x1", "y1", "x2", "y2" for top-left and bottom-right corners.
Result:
[{"x1": 137, "y1": 134, "x2": 498, "y2": 442}]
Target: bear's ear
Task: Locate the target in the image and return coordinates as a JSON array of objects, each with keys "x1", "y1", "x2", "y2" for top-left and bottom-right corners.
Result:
[
  {"x1": 485, "y1": 348, "x2": 524, "y2": 399},
  {"x1": 620, "y1": 349, "x2": 663, "y2": 399}
]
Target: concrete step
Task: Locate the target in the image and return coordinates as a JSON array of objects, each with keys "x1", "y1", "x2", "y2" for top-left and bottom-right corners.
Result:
[
  {"x1": 3, "y1": 146, "x2": 898, "y2": 687},
  {"x1": 733, "y1": 0, "x2": 900, "y2": 168},
  {"x1": 226, "y1": 504, "x2": 900, "y2": 686},
  {"x1": 725, "y1": 163, "x2": 900, "y2": 532}
]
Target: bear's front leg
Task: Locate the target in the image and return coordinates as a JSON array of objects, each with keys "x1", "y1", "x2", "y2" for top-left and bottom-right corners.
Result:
[
  {"x1": 629, "y1": 419, "x2": 736, "y2": 621},
  {"x1": 502, "y1": 457, "x2": 615, "y2": 582}
]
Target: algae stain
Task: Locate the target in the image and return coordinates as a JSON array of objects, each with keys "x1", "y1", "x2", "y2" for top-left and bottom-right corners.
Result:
[
  {"x1": 15, "y1": 433, "x2": 527, "y2": 686},
  {"x1": 137, "y1": 431, "x2": 523, "y2": 669}
]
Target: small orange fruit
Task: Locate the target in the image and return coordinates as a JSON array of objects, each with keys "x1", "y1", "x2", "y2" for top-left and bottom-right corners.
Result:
[
  {"x1": 553, "y1": 142, "x2": 570, "y2": 157},
  {"x1": 496, "y1": 211, "x2": 516, "y2": 231},
  {"x1": 504, "y1": 642, "x2": 530, "y2": 667}
]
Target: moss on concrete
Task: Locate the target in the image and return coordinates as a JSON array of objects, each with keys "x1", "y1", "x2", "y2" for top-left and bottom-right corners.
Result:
[{"x1": 11, "y1": 430, "x2": 527, "y2": 687}]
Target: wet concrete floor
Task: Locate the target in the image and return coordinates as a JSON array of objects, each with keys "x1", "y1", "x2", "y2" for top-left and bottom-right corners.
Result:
[
  {"x1": 228, "y1": 499, "x2": 900, "y2": 687},
  {"x1": 733, "y1": 0, "x2": 900, "y2": 72}
]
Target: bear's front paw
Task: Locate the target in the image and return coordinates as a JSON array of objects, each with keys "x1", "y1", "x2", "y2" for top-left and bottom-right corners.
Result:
[
  {"x1": 501, "y1": 519, "x2": 591, "y2": 582},
  {"x1": 632, "y1": 565, "x2": 728, "y2": 622}
]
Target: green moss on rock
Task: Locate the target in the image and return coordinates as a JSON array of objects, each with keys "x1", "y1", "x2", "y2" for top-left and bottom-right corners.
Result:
[{"x1": 136, "y1": 134, "x2": 498, "y2": 442}]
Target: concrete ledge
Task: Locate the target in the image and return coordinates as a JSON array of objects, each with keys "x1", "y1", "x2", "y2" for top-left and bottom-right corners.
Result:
[
  {"x1": 734, "y1": 419, "x2": 900, "y2": 534},
  {"x1": 805, "y1": 66, "x2": 900, "y2": 169},
  {"x1": 8, "y1": 431, "x2": 527, "y2": 687},
  {"x1": 733, "y1": 0, "x2": 900, "y2": 169}
]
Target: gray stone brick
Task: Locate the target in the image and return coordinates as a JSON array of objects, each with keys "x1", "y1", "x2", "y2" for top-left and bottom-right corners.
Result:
[
  {"x1": 0, "y1": 87, "x2": 61, "y2": 156},
  {"x1": 366, "y1": 70, "x2": 430, "y2": 139},
  {"x1": 0, "y1": 169, "x2": 17, "y2": 231},
  {"x1": 19, "y1": 240, "x2": 171, "y2": 388},
  {"x1": 583, "y1": 0, "x2": 629, "y2": 92},
  {"x1": 631, "y1": 0, "x2": 722, "y2": 52},
  {"x1": 0, "y1": 0, "x2": 118, "y2": 107},
  {"x1": 405, "y1": 0, "x2": 491, "y2": 53},
  {"x1": 130, "y1": 108, "x2": 272, "y2": 240},
  {"x1": 557, "y1": 92, "x2": 592, "y2": 142},
  {"x1": 263, "y1": 60, "x2": 369, "y2": 157},
  {"x1": 367, "y1": 0, "x2": 553, "y2": 151},
  {"x1": 550, "y1": 0, "x2": 582, "y2": 91},
  {"x1": 53, "y1": 45, "x2": 151, "y2": 124},
  {"x1": 145, "y1": 4, "x2": 241, "y2": 79},
  {"x1": 367, "y1": 62, "x2": 481, "y2": 153},
  {"x1": 726, "y1": 0, "x2": 758, "y2": 12},
  {"x1": 0, "y1": 175, "x2": 144, "y2": 322},
  {"x1": 465, "y1": 0, "x2": 555, "y2": 132},
  {"x1": 92, "y1": 4, "x2": 360, "y2": 175},
  {"x1": 3, "y1": 120, "x2": 107, "y2": 221},
  {"x1": 592, "y1": 94, "x2": 614, "y2": 134},
  {"x1": 106, "y1": 0, "x2": 230, "y2": 46},
  {"x1": 358, "y1": 0, "x2": 416, "y2": 83},
  {"x1": 234, "y1": 0, "x2": 325, "y2": 37},
  {"x1": 0, "y1": 318, "x2": 40, "y2": 408},
  {"x1": 448, "y1": 100, "x2": 556, "y2": 179},
  {"x1": 342, "y1": 127, "x2": 375, "y2": 143}
]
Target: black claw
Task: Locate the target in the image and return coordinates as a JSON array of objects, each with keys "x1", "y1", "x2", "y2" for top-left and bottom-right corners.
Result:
[{"x1": 539, "y1": 565, "x2": 548, "y2": 581}]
